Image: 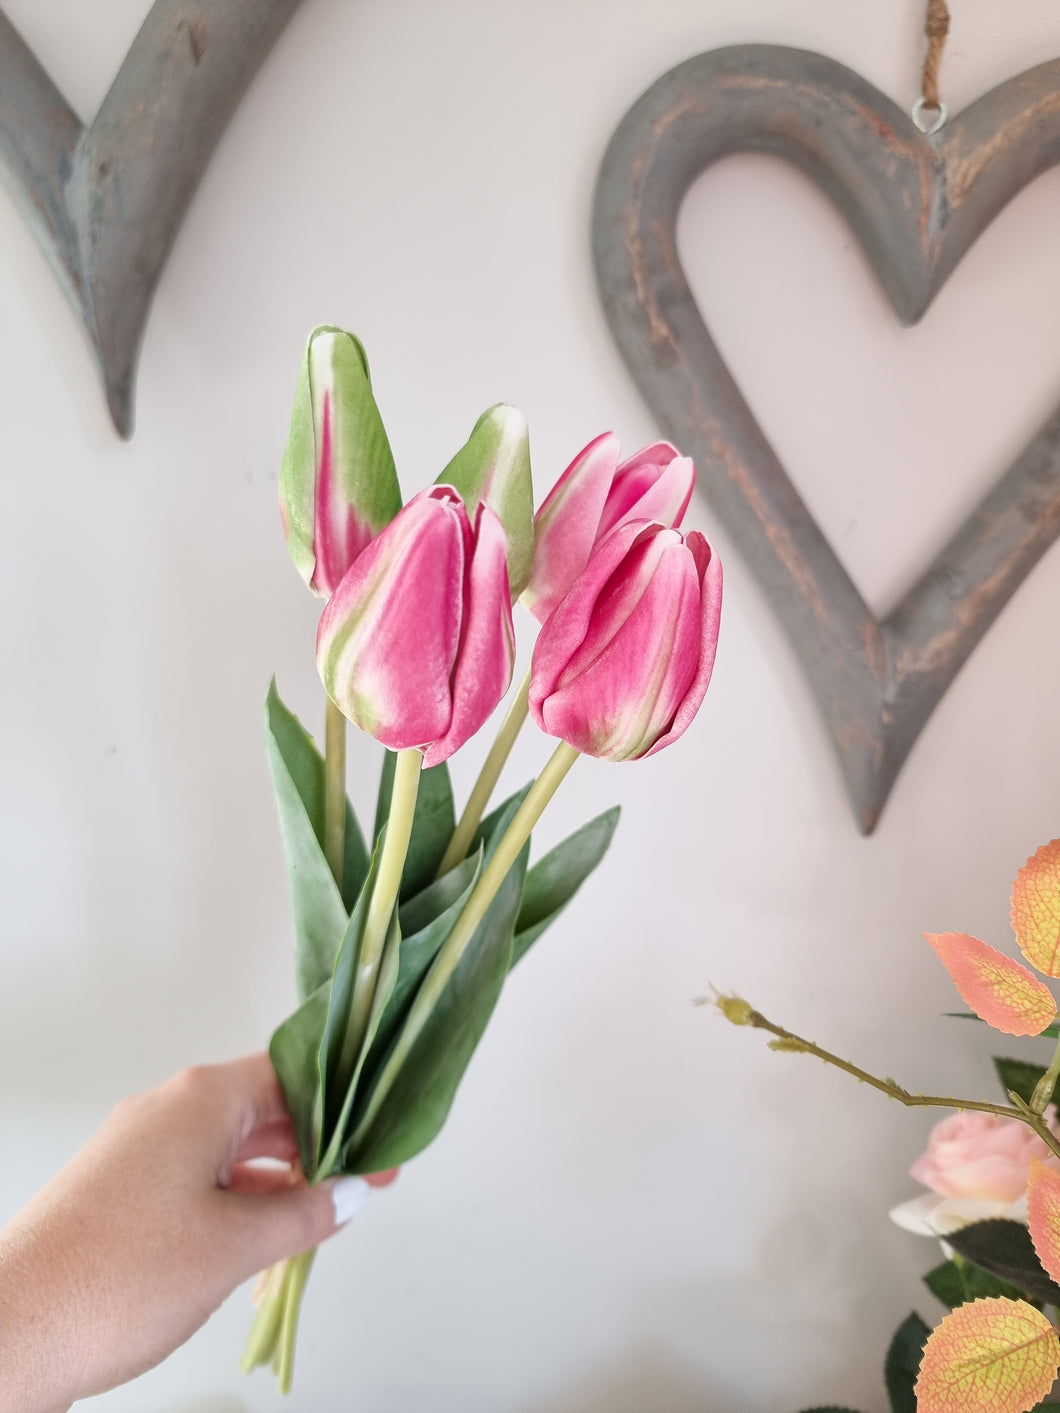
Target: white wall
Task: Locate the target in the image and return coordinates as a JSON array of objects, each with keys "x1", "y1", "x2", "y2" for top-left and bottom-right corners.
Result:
[{"x1": 4, "y1": 1, "x2": 1060, "y2": 1408}]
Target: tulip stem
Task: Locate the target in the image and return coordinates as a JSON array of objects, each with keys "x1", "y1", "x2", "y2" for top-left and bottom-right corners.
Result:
[
  {"x1": 437, "y1": 665, "x2": 532, "y2": 878},
  {"x1": 350, "y1": 741, "x2": 580, "y2": 1148},
  {"x1": 710, "y1": 995, "x2": 1060, "y2": 1163},
  {"x1": 324, "y1": 696, "x2": 347, "y2": 892},
  {"x1": 337, "y1": 748, "x2": 422, "y2": 1087}
]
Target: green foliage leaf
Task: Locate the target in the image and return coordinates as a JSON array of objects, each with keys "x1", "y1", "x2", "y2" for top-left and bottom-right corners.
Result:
[
  {"x1": 947, "y1": 1220, "x2": 1060, "y2": 1306},
  {"x1": 264, "y1": 682, "x2": 370, "y2": 998},
  {"x1": 924, "y1": 1257, "x2": 1028, "y2": 1310},
  {"x1": 511, "y1": 806, "x2": 620, "y2": 968},
  {"x1": 994, "y1": 1057, "x2": 1050, "y2": 1107},
  {"x1": 268, "y1": 982, "x2": 329, "y2": 1175},
  {"x1": 375, "y1": 751, "x2": 455, "y2": 901},
  {"x1": 344, "y1": 793, "x2": 530, "y2": 1172},
  {"x1": 884, "y1": 1312, "x2": 930, "y2": 1413}
]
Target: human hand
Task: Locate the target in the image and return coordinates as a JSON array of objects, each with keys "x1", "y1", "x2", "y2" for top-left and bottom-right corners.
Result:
[{"x1": 0, "y1": 1053, "x2": 396, "y2": 1413}]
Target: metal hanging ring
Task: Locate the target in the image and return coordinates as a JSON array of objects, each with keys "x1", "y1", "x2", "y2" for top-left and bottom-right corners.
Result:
[{"x1": 911, "y1": 97, "x2": 948, "y2": 134}]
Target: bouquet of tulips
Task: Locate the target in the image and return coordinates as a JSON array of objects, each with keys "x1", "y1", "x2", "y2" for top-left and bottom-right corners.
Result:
[
  {"x1": 241, "y1": 327, "x2": 723, "y2": 1388},
  {"x1": 719, "y1": 840, "x2": 1060, "y2": 1413}
]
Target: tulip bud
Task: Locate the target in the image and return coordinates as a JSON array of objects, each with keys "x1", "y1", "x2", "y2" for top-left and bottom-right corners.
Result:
[
  {"x1": 438, "y1": 404, "x2": 534, "y2": 600},
  {"x1": 521, "y1": 433, "x2": 694, "y2": 625},
  {"x1": 529, "y1": 519, "x2": 721, "y2": 761},
  {"x1": 317, "y1": 486, "x2": 515, "y2": 766},
  {"x1": 279, "y1": 326, "x2": 402, "y2": 597}
]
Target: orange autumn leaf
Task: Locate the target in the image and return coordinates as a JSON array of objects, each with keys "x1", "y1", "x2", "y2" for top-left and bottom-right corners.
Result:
[
  {"x1": 925, "y1": 932, "x2": 1056, "y2": 1036},
  {"x1": 915, "y1": 1297, "x2": 1060, "y2": 1413},
  {"x1": 1011, "y1": 838, "x2": 1060, "y2": 977},
  {"x1": 1028, "y1": 1155, "x2": 1060, "y2": 1285}
]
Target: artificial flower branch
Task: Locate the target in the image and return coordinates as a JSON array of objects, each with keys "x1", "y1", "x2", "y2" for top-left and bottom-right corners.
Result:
[
  {"x1": 1031, "y1": 1033, "x2": 1060, "y2": 1114},
  {"x1": 709, "y1": 992, "x2": 1060, "y2": 1163}
]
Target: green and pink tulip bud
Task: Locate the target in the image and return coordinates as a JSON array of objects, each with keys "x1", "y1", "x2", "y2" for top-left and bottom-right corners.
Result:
[
  {"x1": 279, "y1": 326, "x2": 402, "y2": 597},
  {"x1": 317, "y1": 486, "x2": 515, "y2": 766},
  {"x1": 438, "y1": 403, "x2": 535, "y2": 599},
  {"x1": 529, "y1": 519, "x2": 722, "y2": 761},
  {"x1": 521, "y1": 433, "x2": 694, "y2": 625}
]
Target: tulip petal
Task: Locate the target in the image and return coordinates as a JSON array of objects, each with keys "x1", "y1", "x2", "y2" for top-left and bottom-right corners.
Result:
[
  {"x1": 539, "y1": 535, "x2": 701, "y2": 760},
  {"x1": 439, "y1": 404, "x2": 535, "y2": 600},
  {"x1": 522, "y1": 432, "x2": 621, "y2": 624},
  {"x1": 530, "y1": 517, "x2": 648, "y2": 707},
  {"x1": 317, "y1": 489, "x2": 464, "y2": 749},
  {"x1": 424, "y1": 505, "x2": 515, "y2": 766},
  {"x1": 280, "y1": 327, "x2": 402, "y2": 598},
  {"x1": 643, "y1": 531, "x2": 722, "y2": 757},
  {"x1": 597, "y1": 445, "x2": 694, "y2": 540},
  {"x1": 926, "y1": 932, "x2": 1057, "y2": 1037}
]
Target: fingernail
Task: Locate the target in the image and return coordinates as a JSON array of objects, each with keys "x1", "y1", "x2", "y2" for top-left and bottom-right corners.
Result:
[{"x1": 331, "y1": 1176, "x2": 372, "y2": 1226}]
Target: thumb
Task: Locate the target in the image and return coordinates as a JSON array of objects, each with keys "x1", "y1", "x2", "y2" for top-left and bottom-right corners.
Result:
[{"x1": 221, "y1": 1175, "x2": 373, "y2": 1281}]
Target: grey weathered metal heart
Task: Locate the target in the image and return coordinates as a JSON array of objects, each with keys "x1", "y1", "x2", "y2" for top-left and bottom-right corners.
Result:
[
  {"x1": 593, "y1": 45, "x2": 1060, "y2": 833},
  {"x1": 0, "y1": 0, "x2": 303, "y2": 436}
]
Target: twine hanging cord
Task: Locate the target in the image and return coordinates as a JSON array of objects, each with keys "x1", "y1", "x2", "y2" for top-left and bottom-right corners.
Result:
[
  {"x1": 922, "y1": 0, "x2": 950, "y2": 110},
  {"x1": 912, "y1": 0, "x2": 950, "y2": 133}
]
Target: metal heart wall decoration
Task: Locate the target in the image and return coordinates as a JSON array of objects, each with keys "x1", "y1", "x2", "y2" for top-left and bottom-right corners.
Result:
[
  {"x1": 0, "y1": 0, "x2": 304, "y2": 436},
  {"x1": 593, "y1": 45, "x2": 1060, "y2": 833}
]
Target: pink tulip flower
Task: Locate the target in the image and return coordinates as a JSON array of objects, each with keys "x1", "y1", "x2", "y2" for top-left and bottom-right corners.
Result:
[
  {"x1": 279, "y1": 326, "x2": 402, "y2": 598},
  {"x1": 317, "y1": 486, "x2": 515, "y2": 766},
  {"x1": 529, "y1": 519, "x2": 722, "y2": 761},
  {"x1": 521, "y1": 433, "x2": 694, "y2": 625}
]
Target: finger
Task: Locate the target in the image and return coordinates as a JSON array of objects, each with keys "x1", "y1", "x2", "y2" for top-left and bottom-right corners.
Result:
[
  {"x1": 217, "y1": 1176, "x2": 373, "y2": 1279},
  {"x1": 228, "y1": 1162, "x2": 298, "y2": 1196},
  {"x1": 233, "y1": 1117, "x2": 299, "y2": 1165},
  {"x1": 366, "y1": 1168, "x2": 400, "y2": 1188}
]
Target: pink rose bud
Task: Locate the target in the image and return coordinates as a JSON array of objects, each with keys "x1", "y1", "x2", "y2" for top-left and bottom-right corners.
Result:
[
  {"x1": 279, "y1": 326, "x2": 402, "y2": 598},
  {"x1": 890, "y1": 1108, "x2": 1060, "y2": 1239},
  {"x1": 317, "y1": 486, "x2": 515, "y2": 766},
  {"x1": 912, "y1": 1110, "x2": 1058, "y2": 1205},
  {"x1": 521, "y1": 432, "x2": 694, "y2": 625},
  {"x1": 528, "y1": 519, "x2": 722, "y2": 761}
]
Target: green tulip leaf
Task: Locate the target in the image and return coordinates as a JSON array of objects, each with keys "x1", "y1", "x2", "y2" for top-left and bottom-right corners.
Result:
[
  {"x1": 265, "y1": 681, "x2": 369, "y2": 910},
  {"x1": 375, "y1": 751, "x2": 455, "y2": 901},
  {"x1": 265, "y1": 683, "x2": 366, "y2": 999},
  {"x1": 344, "y1": 795, "x2": 530, "y2": 1172},
  {"x1": 269, "y1": 981, "x2": 330, "y2": 1175},
  {"x1": 884, "y1": 1312, "x2": 930, "y2": 1413},
  {"x1": 994, "y1": 1057, "x2": 1050, "y2": 1107},
  {"x1": 472, "y1": 782, "x2": 532, "y2": 854},
  {"x1": 398, "y1": 852, "x2": 481, "y2": 938},
  {"x1": 511, "y1": 805, "x2": 620, "y2": 968},
  {"x1": 364, "y1": 852, "x2": 482, "y2": 1087}
]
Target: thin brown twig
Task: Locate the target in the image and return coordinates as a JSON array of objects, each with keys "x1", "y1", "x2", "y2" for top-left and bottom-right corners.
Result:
[{"x1": 706, "y1": 993, "x2": 1060, "y2": 1164}]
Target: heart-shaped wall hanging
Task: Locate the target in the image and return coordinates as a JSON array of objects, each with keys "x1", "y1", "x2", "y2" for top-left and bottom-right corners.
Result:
[
  {"x1": 0, "y1": 0, "x2": 304, "y2": 437},
  {"x1": 593, "y1": 45, "x2": 1060, "y2": 833}
]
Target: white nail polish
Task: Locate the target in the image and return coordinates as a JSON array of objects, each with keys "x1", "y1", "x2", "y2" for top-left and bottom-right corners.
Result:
[{"x1": 331, "y1": 1176, "x2": 372, "y2": 1226}]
